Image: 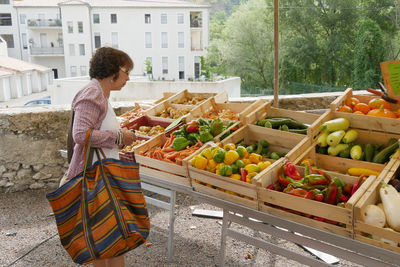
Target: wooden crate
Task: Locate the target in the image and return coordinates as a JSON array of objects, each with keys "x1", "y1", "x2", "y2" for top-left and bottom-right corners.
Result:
[
  {"x1": 118, "y1": 103, "x2": 150, "y2": 128},
  {"x1": 256, "y1": 159, "x2": 376, "y2": 238},
  {"x1": 245, "y1": 101, "x2": 325, "y2": 139},
  {"x1": 134, "y1": 133, "x2": 200, "y2": 186},
  {"x1": 219, "y1": 124, "x2": 311, "y2": 162},
  {"x1": 186, "y1": 98, "x2": 266, "y2": 124},
  {"x1": 188, "y1": 142, "x2": 285, "y2": 210},
  {"x1": 118, "y1": 136, "x2": 149, "y2": 163},
  {"x1": 354, "y1": 155, "x2": 400, "y2": 252},
  {"x1": 330, "y1": 88, "x2": 400, "y2": 134}
]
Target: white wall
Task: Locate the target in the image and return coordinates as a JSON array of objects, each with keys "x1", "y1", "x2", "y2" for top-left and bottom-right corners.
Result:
[
  {"x1": 50, "y1": 77, "x2": 240, "y2": 105},
  {"x1": 0, "y1": 76, "x2": 12, "y2": 101},
  {"x1": 0, "y1": 1, "x2": 21, "y2": 59}
]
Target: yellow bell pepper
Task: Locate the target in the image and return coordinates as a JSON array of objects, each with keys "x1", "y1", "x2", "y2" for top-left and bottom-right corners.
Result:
[
  {"x1": 230, "y1": 174, "x2": 241, "y2": 180},
  {"x1": 244, "y1": 164, "x2": 260, "y2": 173},
  {"x1": 223, "y1": 143, "x2": 236, "y2": 151},
  {"x1": 257, "y1": 161, "x2": 271, "y2": 172},
  {"x1": 301, "y1": 158, "x2": 314, "y2": 166},
  {"x1": 194, "y1": 155, "x2": 207, "y2": 170},
  {"x1": 246, "y1": 172, "x2": 257, "y2": 183},
  {"x1": 206, "y1": 159, "x2": 217, "y2": 173},
  {"x1": 249, "y1": 153, "x2": 262, "y2": 164},
  {"x1": 224, "y1": 150, "x2": 240, "y2": 165},
  {"x1": 200, "y1": 148, "x2": 213, "y2": 160},
  {"x1": 190, "y1": 157, "x2": 197, "y2": 167},
  {"x1": 242, "y1": 158, "x2": 251, "y2": 166}
]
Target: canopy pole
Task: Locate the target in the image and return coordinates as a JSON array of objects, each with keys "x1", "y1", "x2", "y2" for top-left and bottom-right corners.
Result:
[{"x1": 273, "y1": 0, "x2": 279, "y2": 107}]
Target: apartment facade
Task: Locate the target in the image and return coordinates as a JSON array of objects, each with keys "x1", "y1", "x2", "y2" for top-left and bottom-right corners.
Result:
[{"x1": 1, "y1": 0, "x2": 209, "y2": 80}]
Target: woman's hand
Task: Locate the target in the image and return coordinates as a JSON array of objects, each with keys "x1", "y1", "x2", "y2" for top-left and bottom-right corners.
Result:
[{"x1": 120, "y1": 128, "x2": 136, "y2": 146}]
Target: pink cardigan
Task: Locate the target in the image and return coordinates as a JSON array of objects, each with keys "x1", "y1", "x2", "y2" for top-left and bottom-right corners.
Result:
[{"x1": 66, "y1": 79, "x2": 118, "y2": 179}]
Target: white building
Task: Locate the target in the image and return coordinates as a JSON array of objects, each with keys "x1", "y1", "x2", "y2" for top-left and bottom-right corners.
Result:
[
  {"x1": 0, "y1": 55, "x2": 53, "y2": 101},
  {"x1": 1, "y1": 0, "x2": 210, "y2": 80}
]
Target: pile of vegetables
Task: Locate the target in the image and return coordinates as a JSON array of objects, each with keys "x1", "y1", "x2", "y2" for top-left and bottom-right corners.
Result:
[
  {"x1": 255, "y1": 116, "x2": 309, "y2": 135},
  {"x1": 337, "y1": 96, "x2": 397, "y2": 118},
  {"x1": 171, "y1": 118, "x2": 237, "y2": 149},
  {"x1": 267, "y1": 160, "x2": 364, "y2": 225},
  {"x1": 361, "y1": 182, "x2": 400, "y2": 246},
  {"x1": 317, "y1": 118, "x2": 398, "y2": 164},
  {"x1": 137, "y1": 135, "x2": 203, "y2": 165},
  {"x1": 191, "y1": 143, "x2": 272, "y2": 184}
]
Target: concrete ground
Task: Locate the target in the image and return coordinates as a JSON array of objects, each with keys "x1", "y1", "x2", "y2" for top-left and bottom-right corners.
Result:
[{"x1": 0, "y1": 188, "x2": 364, "y2": 267}]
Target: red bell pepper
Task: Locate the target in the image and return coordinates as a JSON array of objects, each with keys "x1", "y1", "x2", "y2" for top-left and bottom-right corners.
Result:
[
  {"x1": 284, "y1": 186, "x2": 308, "y2": 198},
  {"x1": 351, "y1": 176, "x2": 364, "y2": 196},
  {"x1": 278, "y1": 169, "x2": 300, "y2": 187},
  {"x1": 343, "y1": 183, "x2": 353, "y2": 195},
  {"x1": 315, "y1": 193, "x2": 324, "y2": 202},
  {"x1": 302, "y1": 161, "x2": 314, "y2": 176},
  {"x1": 324, "y1": 181, "x2": 338, "y2": 205},
  {"x1": 186, "y1": 121, "x2": 200, "y2": 133},
  {"x1": 283, "y1": 162, "x2": 302, "y2": 180},
  {"x1": 240, "y1": 168, "x2": 247, "y2": 183},
  {"x1": 304, "y1": 190, "x2": 315, "y2": 200},
  {"x1": 267, "y1": 183, "x2": 281, "y2": 191},
  {"x1": 338, "y1": 195, "x2": 348, "y2": 203},
  {"x1": 303, "y1": 174, "x2": 329, "y2": 186}
]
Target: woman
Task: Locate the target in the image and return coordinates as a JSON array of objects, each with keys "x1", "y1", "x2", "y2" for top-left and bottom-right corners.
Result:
[{"x1": 66, "y1": 47, "x2": 136, "y2": 267}]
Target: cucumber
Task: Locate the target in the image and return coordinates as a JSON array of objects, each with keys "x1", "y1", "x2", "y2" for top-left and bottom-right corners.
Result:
[
  {"x1": 364, "y1": 144, "x2": 374, "y2": 162},
  {"x1": 264, "y1": 120, "x2": 272, "y2": 128},
  {"x1": 266, "y1": 118, "x2": 293, "y2": 129},
  {"x1": 350, "y1": 145, "x2": 363, "y2": 160},
  {"x1": 320, "y1": 118, "x2": 350, "y2": 132},
  {"x1": 326, "y1": 130, "x2": 346, "y2": 147},
  {"x1": 328, "y1": 144, "x2": 349, "y2": 156},
  {"x1": 317, "y1": 131, "x2": 329, "y2": 147},
  {"x1": 373, "y1": 142, "x2": 399, "y2": 164},
  {"x1": 280, "y1": 124, "x2": 289, "y2": 131},
  {"x1": 342, "y1": 129, "x2": 358, "y2": 143},
  {"x1": 386, "y1": 138, "x2": 398, "y2": 147}
]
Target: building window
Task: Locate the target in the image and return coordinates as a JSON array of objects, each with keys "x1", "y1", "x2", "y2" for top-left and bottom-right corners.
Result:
[
  {"x1": 0, "y1": 0, "x2": 10, "y2": 4},
  {"x1": 145, "y1": 32, "x2": 152, "y2": 48},
  {"x1": 178, "y1": 32, "x2": 184, "y2": 48},
  {"x1": 0, "y1": 13, "x2": 12, "y2": 26},
  {"x1": 111, "y1": 14, "x2": 117, "y2": 24},
  {"x1": 111, "y1": 32, "x2": 118, "y2": 48},
  {"x1": 70, "y1": 66, "x2": 77, "y2": 77},
  {"x1": 161, "y1": 13, "x2": 167, "y2": 24},
  {"x1": 20, "y1": 14, "x2": 26, "y2": 24},
  {"x1": 79, "y1": 44, "x2": 85, "y2": 56},
  {"x1": 177, "y1": 13, "x2": 184, "y2": 24},
  {"x1": 194, "y1": 56, "x2": 201, "y2": 78},
  {"x1": 21, "y1": 33, "x2": 27, "y2": 49},
  {"x1": 80, "y1": 66, "x2": 87, "y2": 76},
  {"x1": 67, "y1": 21, "x2": 73, "y2": 33},
  {"x1": 145, "y1": 14, "x2": 151, "y2": 24},
  {"x1": 145, "y1": 57, "x2": 152, "y2": 74},
  {"x1": 1, "y1": 34, "x2": 13, "y2": 48},
  {"x1": 162, "y1": 57, "x2": 168, "y2": 75},
  {"x1": 69, "y1": 44, "x2": 75, "y2": 56},
  {"x1": 93, "y1": 14, "x2": 100, "y2": 24},
  {"x1": 77, "y1": 21, "x2": 83, "y2": 33},
  {"x1": 161, "y1": 32, "x2": 168, "y2": 48},
  {"x1": 178, "y1": 56, "x2": 185, "y2": 80},
  {"x1": 94, "y1": 33, "x2": 101, "y2": 48}
]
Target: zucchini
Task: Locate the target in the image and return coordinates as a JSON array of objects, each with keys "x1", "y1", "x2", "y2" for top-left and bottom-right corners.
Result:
[
  {"x1": 320, "y1": 118, "x2": 350, "y2": 132},
  {"x1": 350, "y1": 145, "x2": 363, "y2": 160},
  {"x1": 328, "y1": 143, "x2": 349, "y2": 156},
  {"x1": 326, "y1": 130, "x2": 346, "y2": 147},
  {"x1": 317, "y1": 131, "x2": 329, "y2": 147},
  {"x1": 373, "y1": 142, "x2": 399, "y2": 164},
  {"x1": 364, "y1": 144, "x2": 374, "y2": 162},
  {"x1": 342, "y1": 129, "x2": 358, "y2": 143},
  {"x1": 265, "y1": 118, "x2": 293, "y2": 129},
  {"x1": 288, "y1": 128, "x2": 308, "y2": 134}
]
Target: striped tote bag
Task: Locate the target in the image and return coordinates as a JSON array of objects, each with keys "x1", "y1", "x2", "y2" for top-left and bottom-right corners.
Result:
[{"x1": 46, "y1": 131, "x2": 150, "y2": 265}]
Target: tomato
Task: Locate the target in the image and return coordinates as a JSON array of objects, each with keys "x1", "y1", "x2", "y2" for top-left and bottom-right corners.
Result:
[
  {"x1": 337, "y1": 105, "x2": 353, "y2": 113},
  {"x1": 368, "y1": 98, "x2": 391, "y2": 110},
  {"x1": 344, "y1": 97, "x2": 360, "y2": 108}
]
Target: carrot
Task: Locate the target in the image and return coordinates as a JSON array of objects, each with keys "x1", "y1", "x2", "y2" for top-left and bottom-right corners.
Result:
[
  {"x1": 162, "y1": 147, "x2": 174, "y2": 153},
  {"x1": 161, "y1": 158, "x2": 175, "y2": 164},
  {"x1": 165, "y1": 152, "x2": 180, "y2": 160}
]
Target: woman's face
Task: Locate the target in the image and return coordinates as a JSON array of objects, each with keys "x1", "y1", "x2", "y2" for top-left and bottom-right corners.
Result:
[{"x1": 111, "y1": 66, "x2": 131, "y2": 91}]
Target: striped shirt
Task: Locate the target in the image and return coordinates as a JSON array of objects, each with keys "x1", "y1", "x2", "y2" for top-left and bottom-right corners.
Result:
[{"x1": 66, "y1": 79, "x2": 118, "y2": 179}]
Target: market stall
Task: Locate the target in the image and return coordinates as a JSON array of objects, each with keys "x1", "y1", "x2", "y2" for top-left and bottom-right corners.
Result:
[{"x1": 117, "y1": 89, "x2": 400, "y2": 266}]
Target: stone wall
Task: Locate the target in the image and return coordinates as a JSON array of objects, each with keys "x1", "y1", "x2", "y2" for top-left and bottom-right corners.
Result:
[{"x1": 0, "y1": 93, "x2": 339, "y2": 192}]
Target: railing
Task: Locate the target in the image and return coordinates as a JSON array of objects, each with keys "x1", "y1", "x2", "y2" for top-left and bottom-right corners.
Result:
[
  {"x1": 28, "y1": 19, "x2": 61, "y2": 28},
  {"x1": 30, "y1": 47, "x2": 64, "y2": 55}
]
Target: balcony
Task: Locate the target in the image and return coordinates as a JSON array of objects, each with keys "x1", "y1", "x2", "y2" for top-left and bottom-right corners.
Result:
[
  {"x1": 28, "y1": 19, "x2": 62, "y2": 28},
  {"x1": 30, "y1": 47, "x2": 64, "y2": 56}
]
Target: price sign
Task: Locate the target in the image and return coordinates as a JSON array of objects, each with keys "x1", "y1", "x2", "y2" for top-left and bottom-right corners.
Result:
[{"x1": 380, "y1": 60, "x2": 400, "y2": 100}]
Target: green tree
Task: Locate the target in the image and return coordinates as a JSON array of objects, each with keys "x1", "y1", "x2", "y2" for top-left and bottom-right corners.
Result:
[
  {"x1": 207, "y1": 0, "x2": 275, "y2": 88},
  {"x1": 352, "y1": 19, "x2": 385, "y2": 89}
]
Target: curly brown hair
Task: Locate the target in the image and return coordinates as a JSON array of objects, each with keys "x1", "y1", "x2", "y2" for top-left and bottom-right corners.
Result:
[{"x1": 89, "y1": 47, "x2": 133, "y2": 80}]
